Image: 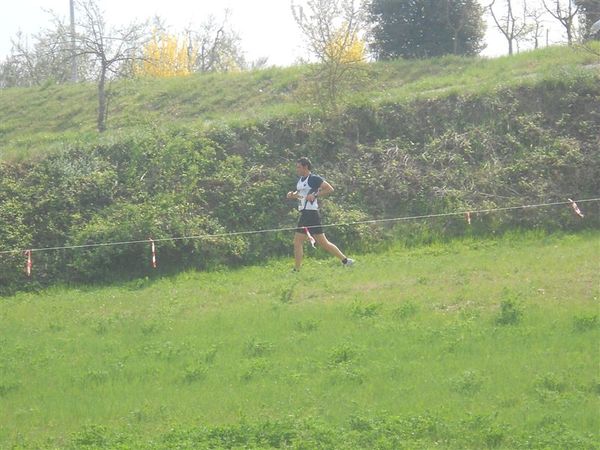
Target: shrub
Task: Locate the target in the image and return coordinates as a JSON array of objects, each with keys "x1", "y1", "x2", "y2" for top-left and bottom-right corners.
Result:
[{"x1": 495, "y1": 293, "x2": 523, "y2": 326}]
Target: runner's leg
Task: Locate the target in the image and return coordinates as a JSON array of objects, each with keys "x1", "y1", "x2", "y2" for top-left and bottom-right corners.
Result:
[
  {"x1": 294, "y1": 232, "x2": 307, "y2": 270},
  {"x1": 313, "y1": 233, "x2": 346, "y2": 261}
]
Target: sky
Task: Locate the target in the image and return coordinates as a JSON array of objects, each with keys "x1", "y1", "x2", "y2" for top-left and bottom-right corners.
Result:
[{"x1": 0, "y1": 0, "x2": 572, "y2": 66}]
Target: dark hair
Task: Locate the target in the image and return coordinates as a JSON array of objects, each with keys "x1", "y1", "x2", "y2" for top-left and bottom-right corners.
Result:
[{"x1": 297, "y1": 157, "x2": 312, "y2": 170}]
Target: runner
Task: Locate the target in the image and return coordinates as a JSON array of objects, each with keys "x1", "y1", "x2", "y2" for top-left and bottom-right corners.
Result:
[{"x1": 286, "y1": 157, "x2": 355, "y2": 271}]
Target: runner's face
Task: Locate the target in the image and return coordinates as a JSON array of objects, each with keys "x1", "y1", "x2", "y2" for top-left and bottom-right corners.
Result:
[{"x1": 296, "y1": 163, "x2": 309, "y2": 176}]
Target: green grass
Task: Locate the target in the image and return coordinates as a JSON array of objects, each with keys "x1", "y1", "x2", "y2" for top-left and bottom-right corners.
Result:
[
  {"x1": 1, "y1": 231, "x2": 598, "y2": 448},
  {"x1": 1, "y1": 44, "x2": 599, "y2": 160}
]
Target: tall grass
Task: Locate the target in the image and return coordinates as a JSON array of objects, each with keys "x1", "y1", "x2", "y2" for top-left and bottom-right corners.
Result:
[{"x1": 1, "y1": 231, "x2": 598, "y2": 448}]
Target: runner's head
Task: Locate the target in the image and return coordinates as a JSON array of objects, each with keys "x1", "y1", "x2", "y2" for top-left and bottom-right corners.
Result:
[{"x1": 296, "y1": 157, "x2": 312, "y2": 176}]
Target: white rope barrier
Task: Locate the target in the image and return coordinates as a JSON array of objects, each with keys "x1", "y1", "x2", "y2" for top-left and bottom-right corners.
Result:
[{"x1": 0, "y1": 197, "x2": 597, "y2": 257}]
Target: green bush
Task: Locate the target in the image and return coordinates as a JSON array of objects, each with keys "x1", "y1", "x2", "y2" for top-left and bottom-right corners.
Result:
[
  {"x1": 70, "y1": 195, "x2": 247, "y2": 282},
  {"x1": 1, "y1": 78, "x2": 598, "y2": 294}
]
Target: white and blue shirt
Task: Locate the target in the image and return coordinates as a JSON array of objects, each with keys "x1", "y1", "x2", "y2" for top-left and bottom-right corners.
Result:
[{"x1": 296, "y1": 173, "x2": 324, "y2": 211}]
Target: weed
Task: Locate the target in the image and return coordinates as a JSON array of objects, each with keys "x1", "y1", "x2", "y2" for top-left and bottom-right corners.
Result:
[
  {"x1": 0, "y1": 380, "x2": 21, "y2": 398},
  {"x1": 495, "y1": 292, "x2": 523, "y2": 325},
  {"x1": 351, "y1": 301, "x2": 382, "y2": 318},
  {"x1": 279, "y1": 285, "x2": 296, "y2": 304},
  {"x1": 417, "y1": 276, "x2": 429, "y2": 285},
  {"x1": 535, "y1": 372, "x2": 566, "y2": 394},
  {"x1": 203, "y1": 345, "x2": 219, "y2": 364},
  {"x1": 141, "y1": 321, "x2": 161, "y2": 335},
  {"x1": 241, "y1": 359, "x2": 270, "y2": 382},
  {"x1": 573, "y1": 314, "x2": 598, "y2": 332},
  {"x1": 150, "y1": 341, "x2": 185, "y2": 361},
  {"x1": 182, "y1": 364, "x2": 207, "y2": 384},
  {"x1": 48, "y1": 322, "x2": 64, "y2": 332},
  {"x1": 451, "y1": 370, "x2": 484, "y2": 395},
  {"x1": 329, "y1": 343, "x2": 357, "y2": 365},
  {"x1": 243, "y1": 338, "x2": 273, "y2": 358},
  {"x1": 84, "y1": 370, "x2": 110, "y2": 385},
  {"x1": 393, "y1": 301, "x2": 419, "y2": 319},
  {"x1": 295, "y1": 319, "x2": 319, "y2": 333},
  {"x1": 71, "y1": 425, "x2": 110, "y2": 447}
]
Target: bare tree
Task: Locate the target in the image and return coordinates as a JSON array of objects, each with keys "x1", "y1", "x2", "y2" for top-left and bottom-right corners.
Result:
[
  {"x1": 59, "y1": 0, "x2": 148, "y2": 132},
  {"x1": 542, "y1": 0, "x2": 580, "y2": 44},
  {"x1": 8, "y1": 33, "x2": 43, "y2": 86},
  {"x1": 69, "y1": 0, "x2": 78, "y2": 82},
  {"x1": 185, "y1": 12, "x2": 246, "y2": 73},
  {"x1": 248, "y1": 57, "x2": 270, "y2": 70},
  {"x1": 0, "y1": 30, "x2": 73, "y2": 88},
  {"x1": 527, "y1": 5, "x2": 547, "y2": 49},
  {"x1": 291, "y1": 0, "x2": 367, "y2": 108},
  {"x1": 489, "y1": 0, "x2": 532, "y2": 55}
]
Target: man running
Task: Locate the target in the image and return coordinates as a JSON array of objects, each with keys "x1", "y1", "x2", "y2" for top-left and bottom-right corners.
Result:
[{"x1": 287, "y1": 157, "x2": 354, "y2": 271}]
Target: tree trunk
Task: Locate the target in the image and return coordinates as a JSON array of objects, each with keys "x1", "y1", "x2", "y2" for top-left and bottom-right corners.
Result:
[
  {"x1": 97, "y1": 65, "x2": 107, "y2": 133},
  {"x1": 69, "y1": 0, "x2": 78, "y2": 82},
  {"x1": 508, "y1": 39, "x2": 514, "y2": 55}
]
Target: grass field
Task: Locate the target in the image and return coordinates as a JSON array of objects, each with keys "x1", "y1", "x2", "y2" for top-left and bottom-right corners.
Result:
[
  {"x1": 1, "y1": 44, "x2": 599, "y2": 160},
  {"x1": 1, "y1": 231, "x2": 598, "y2": 448}
]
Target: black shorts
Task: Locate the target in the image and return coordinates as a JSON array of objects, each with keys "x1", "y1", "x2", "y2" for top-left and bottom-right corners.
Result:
[{"x1": 296, "y1": 210, "x2": 324, "y2": 235}]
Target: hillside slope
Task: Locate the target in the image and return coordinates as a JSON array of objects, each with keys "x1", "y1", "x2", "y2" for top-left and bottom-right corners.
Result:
[{"x1": 0, "y1": 45, "x2": 598, "y2": 159}]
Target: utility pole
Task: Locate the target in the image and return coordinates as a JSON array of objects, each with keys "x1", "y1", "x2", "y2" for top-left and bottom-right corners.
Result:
[{"x1": 70, "y1": 0, "x2": 78, "y2": 82}]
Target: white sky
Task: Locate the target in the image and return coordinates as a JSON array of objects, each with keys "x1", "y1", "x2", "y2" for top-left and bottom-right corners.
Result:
[{"x1": 0, "y1": 0, "x2": 572, "y2": 66}]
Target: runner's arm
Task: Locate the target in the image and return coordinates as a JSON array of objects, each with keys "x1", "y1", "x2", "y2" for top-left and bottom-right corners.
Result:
[
  {"x1": 307, "y1": 181, "x2": 333, "y2": 202},
  {"x1": 318, "y1": 181, "x2": 334, "y2": 197}
]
